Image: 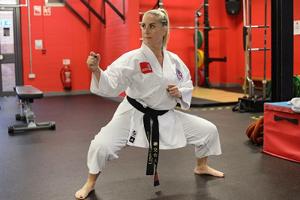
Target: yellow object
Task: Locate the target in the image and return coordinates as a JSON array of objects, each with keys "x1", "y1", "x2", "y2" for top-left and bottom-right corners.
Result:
[{"x1": 197, "y1": 49, "x2": 204, "y2": 68}]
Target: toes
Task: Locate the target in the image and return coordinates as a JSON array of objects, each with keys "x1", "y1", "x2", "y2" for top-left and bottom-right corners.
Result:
[{"x1": 75, "y1": 191, "x2": 85, "y2": 199}]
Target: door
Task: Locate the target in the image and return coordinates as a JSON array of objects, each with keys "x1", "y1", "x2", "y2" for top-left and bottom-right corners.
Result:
[{"x1": 0, "y1": 1, "x2": 22, "y2": 96}]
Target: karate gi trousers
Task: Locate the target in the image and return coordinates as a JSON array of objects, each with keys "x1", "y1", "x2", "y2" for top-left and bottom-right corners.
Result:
[{"x1": 87, "y1": 108, "x2": 222, "y2": 174}]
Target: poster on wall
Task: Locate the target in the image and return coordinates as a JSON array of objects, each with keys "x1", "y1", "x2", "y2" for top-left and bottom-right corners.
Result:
[
  {"x1": 294, "y1": 20, "x2": 300, "y2": 35},
  {"x1": 33, "y1": 6, "x2": 42, "y2": 16},
  {"x1": 43, "y1": 6, "x2": 51, "y2": 16}
]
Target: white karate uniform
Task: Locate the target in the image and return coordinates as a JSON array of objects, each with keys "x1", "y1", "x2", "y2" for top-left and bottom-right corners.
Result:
[{"x1": 87, "y1": 43, "x2": 222, "y2": 174}]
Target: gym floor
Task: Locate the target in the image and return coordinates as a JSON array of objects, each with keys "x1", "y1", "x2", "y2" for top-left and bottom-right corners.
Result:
[{"x1": 0, "y1": 95, "x2": 300, "y2": 200}]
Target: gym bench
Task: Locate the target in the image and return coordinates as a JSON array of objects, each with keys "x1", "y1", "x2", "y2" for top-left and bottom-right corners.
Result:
[{"x1": 8, "y1": 85, "x2": 56, "y2": 135}]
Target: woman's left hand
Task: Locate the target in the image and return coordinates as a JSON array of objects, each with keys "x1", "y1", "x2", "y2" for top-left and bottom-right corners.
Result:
[{"x1": 167, "y1": 85, "x2": 182, "y2": 98}]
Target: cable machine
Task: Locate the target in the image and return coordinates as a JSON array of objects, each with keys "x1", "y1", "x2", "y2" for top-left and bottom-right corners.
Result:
[{"x1": 233, "y1": 0, "x2": 270, "y2": 112}]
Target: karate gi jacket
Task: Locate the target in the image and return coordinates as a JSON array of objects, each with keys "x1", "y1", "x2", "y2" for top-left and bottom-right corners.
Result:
[{"x1": 90, "y1": 43, "x2": 193, "y2": 149}]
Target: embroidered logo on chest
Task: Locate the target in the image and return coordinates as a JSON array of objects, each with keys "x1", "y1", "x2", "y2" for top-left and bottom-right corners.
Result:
[
  {"x1": 176, "y1": 68, "x2": 183, "y2": 81},
  {"x1": 140, "y1": 62, "x2": 153, "y2": 74}
]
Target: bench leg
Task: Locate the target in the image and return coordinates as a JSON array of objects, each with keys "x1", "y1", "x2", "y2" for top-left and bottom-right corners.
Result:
[{"x1": 8, "y1": 99, "x2": 56, "y2": 135}]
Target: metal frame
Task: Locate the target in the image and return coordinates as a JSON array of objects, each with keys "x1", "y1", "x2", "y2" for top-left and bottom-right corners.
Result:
[
  {"x1": 199, "y1": 0, "x2": 227, "y2": 88},
  {"x1": 14, "y1": 1, "x2": 23, "y2": 87},
  {"x1": 0, "y1": 1, "x2": 23, "y2": 96},
  {"x1": 242, "y1": 0, "x2": 269, "y2": 99},
  {"x1": 8, "y1": 86, "x2": 56, "y2": 135}
]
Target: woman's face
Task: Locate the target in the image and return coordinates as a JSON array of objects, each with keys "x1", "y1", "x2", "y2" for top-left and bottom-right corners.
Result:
[{"x1": 141, "y1": 13, "x2": 166, "y2": 48}]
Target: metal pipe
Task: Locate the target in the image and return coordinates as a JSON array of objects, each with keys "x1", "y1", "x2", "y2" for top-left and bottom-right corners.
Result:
[
  {"x1": 27, "y1": 0, "x2": 33, "y2": 74},
  {"x1": 242, "y1": 0, "x2": 249, "y2": 95},
  {"x1": 248, "y1": 47, "x2": 270, "y2": 51},
  {"x1": 194, "y1": 9, "x2": 199, "y2": 88},
  {"x1": 244, "y1": 25, "x2": 269, "y2": 28},
  {"x1": 248, "y1": 0, "x2": 255, "y2": 97},
  {"x1": 170, "y1": 26, "x2": 227, "y2": 30},
  {"x1": 262, "y1": 0, "x2": 268, "y2": 100},
  {"x1": 248, "y1": 0, "x2": 252, "y2": 80}
]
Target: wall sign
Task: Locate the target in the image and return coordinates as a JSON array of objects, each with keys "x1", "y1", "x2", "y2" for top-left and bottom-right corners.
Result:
[
  {"x1": 294, "y1": 20, "x2": 300, "y2": 35},
  {"x1": 33, "y1": 6, "x2": 42, "y2": 16},
  {"x1": 43, "y1": 6, "x2": 51, "y2": 16}
]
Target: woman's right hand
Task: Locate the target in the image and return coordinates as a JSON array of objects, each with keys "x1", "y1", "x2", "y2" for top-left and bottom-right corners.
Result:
[{"x1": 87, "y1": 51, "x2": 101, "y2": 73}]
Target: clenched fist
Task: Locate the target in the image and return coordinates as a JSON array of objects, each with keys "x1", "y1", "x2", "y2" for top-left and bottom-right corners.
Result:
[
  {"x1": 167, "y1": 84, "x2": 182, "y2": 98},
  {"x1": 87, "y1": 51, "x2": 101, "y2": 73}
]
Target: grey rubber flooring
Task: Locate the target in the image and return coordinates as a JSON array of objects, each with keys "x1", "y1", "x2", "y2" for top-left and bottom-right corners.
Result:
[{"x1": 0, "y1": 95, "x2": 300, "y2": 200}]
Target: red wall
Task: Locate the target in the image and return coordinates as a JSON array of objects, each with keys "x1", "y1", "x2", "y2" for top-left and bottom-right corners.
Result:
[
  {"x1": 98, "y1": 0, "x2": 140, "y2": 69},
  {"x1": 19, "y1": 0, "x2": 300, "y2": 93},
  {"x1": 21, "y1": 0, "x2": 91, "y2": 92}
]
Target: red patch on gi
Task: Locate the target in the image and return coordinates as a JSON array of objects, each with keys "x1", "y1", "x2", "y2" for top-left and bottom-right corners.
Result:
[{"x1": 140, "y1": 62, "x2": 153, "y2": 74}]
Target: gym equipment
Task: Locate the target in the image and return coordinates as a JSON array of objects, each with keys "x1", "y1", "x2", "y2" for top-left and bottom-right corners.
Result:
[
  {"x1": 193, "y1": 30, "x2": 203, "y2": 49},
  {"x1": 197, "y1": 49, "x2": 204, "y2": 68},
  {"x1": 263, "y1": 102, "x2": 300, "y2": 163},
  {"x1": 200, "y1": 0, "x2": 227, "y2": 87},
  {"x1": 8, "y1": 85, "x2": 56, "y2": 135},
  {"x1": 152, "y1": 1, "x2": 226, "y2": 88},
  {"x1": 234, "y1": 0, "x2": 270, "y2": 112},
  {"x1": 225, "y1": 0, "x2": 241, "y2": 15},
  {"x1": 197, "y1": 30, "x2": 203, "y2": 48},
  {"x1": 171, "y1": 26, "x2": 227, "y2": 30}
]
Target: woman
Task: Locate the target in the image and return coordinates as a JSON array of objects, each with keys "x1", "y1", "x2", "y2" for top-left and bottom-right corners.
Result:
[{"x1": 75, "y1": 8, "x2": 224, "y2": 200}]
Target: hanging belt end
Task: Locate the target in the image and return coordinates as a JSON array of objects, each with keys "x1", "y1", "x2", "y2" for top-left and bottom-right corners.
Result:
[{"x1": 154, "y1": 172, "x2": 160, "y2": 186}]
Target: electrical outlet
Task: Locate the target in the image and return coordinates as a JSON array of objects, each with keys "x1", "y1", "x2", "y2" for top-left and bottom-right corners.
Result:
[{"x1": 28, "y1": 73, "x2": 36, "y2": 79}]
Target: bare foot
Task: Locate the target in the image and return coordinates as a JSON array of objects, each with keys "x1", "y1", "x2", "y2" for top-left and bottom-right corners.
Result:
[
  {"x1": 75, "y1": 182, "x2": 95, "y2": 199},
  {"x1": 194, "y1": 166, "x2": 224, "y2": 178}
]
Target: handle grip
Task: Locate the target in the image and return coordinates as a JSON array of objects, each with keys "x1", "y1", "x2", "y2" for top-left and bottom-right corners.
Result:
[{"x1": 274, "y1": 115, "x2": 298, "y2": 125}]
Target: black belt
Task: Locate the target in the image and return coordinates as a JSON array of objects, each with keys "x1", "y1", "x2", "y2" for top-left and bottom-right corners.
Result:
[{"x1": 127, "y1": 96, "x2": 168, "y2": 186}]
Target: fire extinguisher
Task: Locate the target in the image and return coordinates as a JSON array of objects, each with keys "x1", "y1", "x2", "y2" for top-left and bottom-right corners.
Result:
[{"x1": 60, "y1": 65, "x2": 72, "y2": 90}]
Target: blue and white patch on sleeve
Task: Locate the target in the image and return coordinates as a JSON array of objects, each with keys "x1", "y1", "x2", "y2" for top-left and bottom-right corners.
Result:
[{"x1": 176, "y1": 68, "x2": 183, "y2": 81}]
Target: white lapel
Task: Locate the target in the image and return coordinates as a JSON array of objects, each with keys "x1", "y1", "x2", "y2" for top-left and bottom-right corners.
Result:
[
  {"x1": 140, "y1": 43, "x2": 162, "y2": 75},
  {"x1": 162, "y1": 50, "x2": 178, "y2": 85}
]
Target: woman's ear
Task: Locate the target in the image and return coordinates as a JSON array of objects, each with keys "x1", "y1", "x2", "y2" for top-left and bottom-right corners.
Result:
[{"x1": 162, "y1": 26, "x2": 167, "y2": 36}]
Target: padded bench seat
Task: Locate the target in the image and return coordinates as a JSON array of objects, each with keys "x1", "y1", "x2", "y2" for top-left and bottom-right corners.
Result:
[
  {"x1": 8, "y1": 85, "x2": 56, "y2": 135},
  {"x1": 15, "y1": 85, "x2": 44, "y2": 100}
]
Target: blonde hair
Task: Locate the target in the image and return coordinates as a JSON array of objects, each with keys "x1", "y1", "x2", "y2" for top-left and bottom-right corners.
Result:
[{"x1": 143, "y1": 8, "x2": 170, "y2": 48}]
